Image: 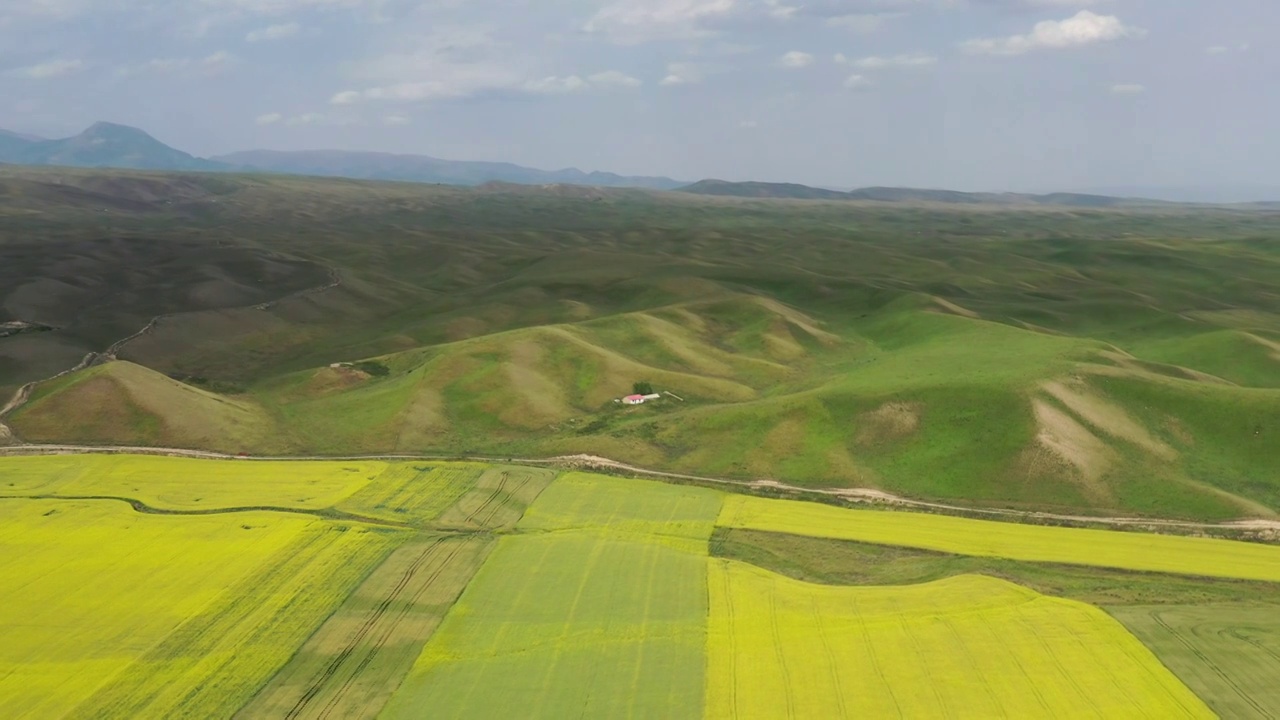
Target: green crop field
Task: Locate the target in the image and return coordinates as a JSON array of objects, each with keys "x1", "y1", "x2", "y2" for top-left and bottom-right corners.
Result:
[
  {"x1": 381, "y1": 474, "x2": 723, "y2": 719},
  {"x1": 1113, "y1": 604, "x2": 1280, "y2": 719},
  {"x1": 238, "y1": 535, "x2": 496, "y2": 720}
]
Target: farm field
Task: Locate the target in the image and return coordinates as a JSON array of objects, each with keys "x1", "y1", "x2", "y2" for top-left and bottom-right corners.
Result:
[
  {"x1": 381, "y1": 475, "x2": 722, "y2": 719},
  {"x1": 712, "y1": 528, "x2": 1280, "y2": 716},
  {"x1": 719, "y1": 495, "x2": 1280, "y2": 582},
  {"x1": 3, "y1": 457, "x2": 1279, "y2": 717},
  {"x1": 237, "y1": 535, "x2": 495, "y2": 720},
  {"x1": 1113, "y1": 604, "x2": 1280, "y2": 719},
  {"x1": 0, "y1": 499, "x2": 396, "y2": 719},
  {"x1": 706, "y1": 562, "x2": 1211, "y2": 718},
  {"x1": 0, "y1": 453, "x2": 382, "y2": 510},
  {"x1": 0, "y1": 455, "x2": 553, "y2": 720}
]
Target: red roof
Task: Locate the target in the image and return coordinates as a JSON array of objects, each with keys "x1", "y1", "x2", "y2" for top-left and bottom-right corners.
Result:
[{"x1": 623, "y1": 394, "x2": 646, "y2": 401}]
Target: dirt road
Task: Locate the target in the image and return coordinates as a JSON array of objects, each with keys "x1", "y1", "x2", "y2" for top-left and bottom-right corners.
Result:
[{"x1": 2, "y1": 443, "x2": 1277, "y2": 537}]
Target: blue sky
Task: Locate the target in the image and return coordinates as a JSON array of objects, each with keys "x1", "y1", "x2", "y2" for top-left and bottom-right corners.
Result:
[{"x1": 0, "y1": 0, "x2": 1275, "y2": 193}]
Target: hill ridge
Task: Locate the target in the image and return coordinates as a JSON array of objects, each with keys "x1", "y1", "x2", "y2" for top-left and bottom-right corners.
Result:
[{"x1": 679, "y1": 179, "x2": 1168, "y2": 207}]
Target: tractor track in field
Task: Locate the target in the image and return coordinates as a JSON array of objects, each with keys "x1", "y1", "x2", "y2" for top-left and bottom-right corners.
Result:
[
  {"x1": 284, "y1": 537, "x2": 462, "y2": 720},
  {"x1": 0, "y1": 264, "x2": 343, "y2": 443},
  {"x1": 319, "y1": 540, "x2": 468, "y2": 720},
  {"x1": 2, "y1": 444, "x2": 1279, "y2": 538},
  {"x1": 0, "y1": 493, "x2": 413, "y2": 529}
]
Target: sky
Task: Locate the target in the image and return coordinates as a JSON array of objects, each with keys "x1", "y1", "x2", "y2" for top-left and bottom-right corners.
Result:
[{"x1": 0, "y1": 0, "x2": 1276, "y2": 194}]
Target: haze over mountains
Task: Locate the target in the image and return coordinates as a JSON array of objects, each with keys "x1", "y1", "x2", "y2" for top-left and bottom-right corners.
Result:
[
  {"x1": 0, "y1": 122, "x2": 685, "y2": 190},
  {"x1": 1, "y1": 121, "x2": 1276, "y2": 204}
]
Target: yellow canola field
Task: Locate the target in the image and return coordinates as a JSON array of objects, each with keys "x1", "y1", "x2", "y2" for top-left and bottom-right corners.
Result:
[
  {"x1": 707, "y1": 561, "x2": 1213, "y2": 719},
  {"x1": 0, "y1": 454, "x2": 383, "y2": 510},
  {"x1": 720, "y1": 495, "x2": 1280, "y2": 582},
  {"x1": 0, "y1": 499, "x2": 317, "y2": 719}
]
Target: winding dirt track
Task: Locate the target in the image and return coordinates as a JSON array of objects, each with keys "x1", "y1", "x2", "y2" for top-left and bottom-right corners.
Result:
[
  {"x1": 1, "y1": 493, "x2": 412, "y2": 529},
  {"x1": 2, "y1": 443, "x2": 1277, "y2": 535},
  {"x1": 0, "y1": 265, "x2": 343, "y2": 441}
]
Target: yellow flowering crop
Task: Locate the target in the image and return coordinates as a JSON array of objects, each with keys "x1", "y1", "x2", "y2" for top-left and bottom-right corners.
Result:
[
  {"x1": 707, "y1": 560, "x2": 1213, "y2": 719},
  {"x1": 720, "y1": 495, "x2": 1280, "y2": 582}
]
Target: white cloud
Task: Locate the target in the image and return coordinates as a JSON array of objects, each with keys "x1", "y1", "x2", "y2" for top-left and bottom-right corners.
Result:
[
  {"x1": 333, "y1": 65, "x2": 637, "y2": 105},
  {"x1": 739, "y1": 119, "x2": 758, "y2": 128},
  {"x1": 761, "y1": 0, "x2": 797, "y2": 19},
  {"x1": 584, "y1": 0, "x2": 737, "y2": 44},
  {"x1": 660, "y1": 61, "x2": 705, "y2": 86},
  {"x1": 330, "y1": 90, "x2": 362, "y2": 105},
  {"x1": 824, "y1": 12, "x2": 902, "y2": 34},
  {"x1": 7, "y1": 58, "x2": 83, "y2": 79},
  {"x1": 332, "y1": 26, "x2": 530, "y2": 104},
  {"x1": 1206, "y1": 43, "x2": 1249, "y2": 55},
  {"x1": 285, "y1": 112, "x2": 325, "y2": 126},
  {"x1": 245, "y1": 21, "x2": 299, "y2": 42},
  {"x1": 1110, "y1": 83, "x2": 1144, "y2": 95},
  {"x1": 843, "y1": 73, "x2": 872, "y2": 90},
  {"x1": 383, "y1": 114, "x2": 410, "y2": 125},
  {"x1": 255, "y1": 112, "x2": 283, "y2": 125},
  {"x1": 201, "y1": 50, "x2": 237, "y2": 73},
  {"x1": 849, "y1": 53, "x2": 936, "y2": 69},
  {"x1": 523, "y1": 75, "x2": 588, "y2": 94},
  {"x1": 115, "y1": 57, "x2": 190, "y2": 77},
  {"x1": 961, "y1": 10, "x2": 1143, "y2": 56},
  {"x1": 779, "y1": 50, "x2": 814, "y2": 68},
  {"x1": 588, "y1": 70, "x2": 643, "y2": 88},
  {"x1": 198, "y1": 0, "x2": 388, "y2": 15}
]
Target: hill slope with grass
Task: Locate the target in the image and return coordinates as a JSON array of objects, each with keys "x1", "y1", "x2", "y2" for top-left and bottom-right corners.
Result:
[
  {"x1": 10, "y1": 361, "x2": 280, "y2": 453},
  {"x1": 1, "y1": 167, "x2": 1277, "y2": 521}
]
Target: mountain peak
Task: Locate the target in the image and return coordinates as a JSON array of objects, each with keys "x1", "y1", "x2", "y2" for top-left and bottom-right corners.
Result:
[
  {"x1": 0, "y1": 121, "x2": 225, "y2": 172},
  {"x1": 81, "y1": 121, "x2": 157, "y2": 142}
]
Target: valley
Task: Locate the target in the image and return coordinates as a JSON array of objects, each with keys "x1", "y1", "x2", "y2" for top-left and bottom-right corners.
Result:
[{"x1": 0, "y1": 166, "x2": 1277, "y2": 718}]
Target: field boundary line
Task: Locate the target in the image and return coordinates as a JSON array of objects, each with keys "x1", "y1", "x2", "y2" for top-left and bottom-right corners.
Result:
[
  {"x1": 0, "y1": 493, "x2": 416, "y2": 529},
  {"x1": 1, "y1": 444, "x2": 1278, "y2": 537}
]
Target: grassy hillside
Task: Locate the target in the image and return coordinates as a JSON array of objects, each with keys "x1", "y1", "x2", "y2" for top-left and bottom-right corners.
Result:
[
  {"x1": 10, "y1": 361, "x2": 280, "y2": 453},
  {"x1": 1, "y1": 167, "x2": 1277, "y2": 520}
]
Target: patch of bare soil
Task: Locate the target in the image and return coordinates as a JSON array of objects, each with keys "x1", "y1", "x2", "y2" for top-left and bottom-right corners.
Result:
[
  {"x1": 1029, "y1": 399, "x2": 1115, "y2": 503},
  {"x1": 1243, "y1": 332, "x2": 1280, "y2": 362},
  {"x1": 1042, "y1": 378, "x2": 1177, "y2": 460},
  {"x1": 930, "y1": 296, "x2": 980, "y2": 319},
  {"x1": 305, "y1": 365, "x2": 371, "y2": 396},
  {"x1": 856, "y1": 402, "x2": 921, "y2": 447}
]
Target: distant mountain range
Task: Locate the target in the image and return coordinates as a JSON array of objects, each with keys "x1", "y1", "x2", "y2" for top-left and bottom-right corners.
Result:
[
  {"x1": 2, "y1": 121, "x2": 1274, "y2": 204},
  {"x1": 677, "y1": 179, "x2": 1161, "y2": 207},
  {"x1": 209, "y1": 149, "x2": 685, "y2": 190},
  {"x1": 0, "y1": 122, "x2": 685, "y2": 189}
]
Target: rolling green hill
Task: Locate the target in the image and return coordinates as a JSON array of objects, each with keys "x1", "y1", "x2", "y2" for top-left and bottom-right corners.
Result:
[{"x1": 1, "y1": 167, "x2": 1277, "y2": 521}]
